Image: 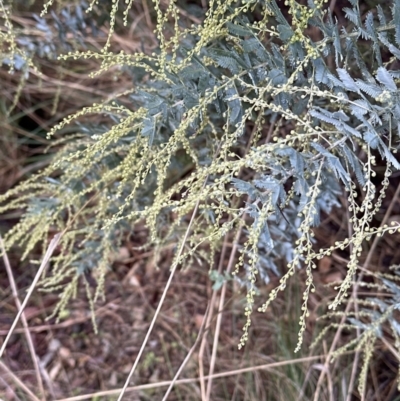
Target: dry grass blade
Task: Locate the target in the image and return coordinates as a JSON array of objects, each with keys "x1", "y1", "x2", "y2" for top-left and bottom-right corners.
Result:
[
  {"x1": 0, "y1": 232, "x2": 62, "y2": 359},
  {"x1": 381, "y1": 336, "x2": 400, "y2": 362},
  {"x1": 161, "y1": 303, "x2": 210, "y2": 401},
  {"x1": 198, "y1": 236, "x2": 229, "y2": 400},
  {"x1": 0, "y1": 235, "x2": 45, "y2": 400},
  {"x1": 55, "y1": 352, "x2": 354, "y2": 401},
  {"x1": 206, "y1": 222, "x2": 243, "y2": 400},
  {"x1": 0, "y1": 374, "x2": 22, "y2": 401},
  {"x1": 117, "y1": 178, "x2": 208, "y2": 401},
  {"x1": 203, "y1": 119, "x2": 259, "y2": 400},
  {"x1": 0, "y1": 360, "x2": 41, "y2": 401}
]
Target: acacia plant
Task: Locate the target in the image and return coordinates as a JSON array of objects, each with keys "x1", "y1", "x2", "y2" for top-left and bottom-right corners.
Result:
[{"x1": 2, "y1": 0, "x2": 400, "y2": 396}]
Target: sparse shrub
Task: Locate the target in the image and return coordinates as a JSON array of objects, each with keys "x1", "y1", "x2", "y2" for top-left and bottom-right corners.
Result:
[{"x1": 2, "y1": 0, "x2": 400, "y2": 397}]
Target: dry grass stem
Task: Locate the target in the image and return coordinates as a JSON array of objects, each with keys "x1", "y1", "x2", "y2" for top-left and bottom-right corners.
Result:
[
  {"x1": 206, "y1": 223, "x2": 243, "y2": 400},
  {"x1": 161, "y1": 304, "x2": 210, "y2": 400},
  {"x1": 55, "y1": 352, "x2": 354, "y2": 401},
  {"x1": 0, "y1": 235, "x2": 45, "y2": 400},
  {"x1": 0, "y1": 360, "x2": 41, "y2": 401},
  {"x1": 198, "y1": 236, "x2": 229, "y2": 400},
  {"x1": 0, "y1": 232, "x2": 62, "y2": 359},
  {"x1": 117, "y1": 178, "x2": 208, "y2": 401}
]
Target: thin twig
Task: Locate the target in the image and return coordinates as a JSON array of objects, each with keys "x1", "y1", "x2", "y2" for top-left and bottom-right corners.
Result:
[{"x1": 0, "y1": 235, "x2": 45, "y2": 400}]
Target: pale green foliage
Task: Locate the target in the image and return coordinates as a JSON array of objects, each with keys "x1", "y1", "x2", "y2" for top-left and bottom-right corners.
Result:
[
  {"x1": 312, "y1": 263, "x2": 400, "y2": 394},
  {"x1": 0, "y1": 0, "x2": 29, "y2": 72},
  {"x1": 3, "y1": 0, "x2": 400, "y2": 395},
  {"x1": 0, "y1": 0, "x2": 37, "y2": 113}
]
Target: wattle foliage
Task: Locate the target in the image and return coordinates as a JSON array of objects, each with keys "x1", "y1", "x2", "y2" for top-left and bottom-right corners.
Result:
[{"x1": 2, "y1": 0, "x2": 400, "y2": 395}]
